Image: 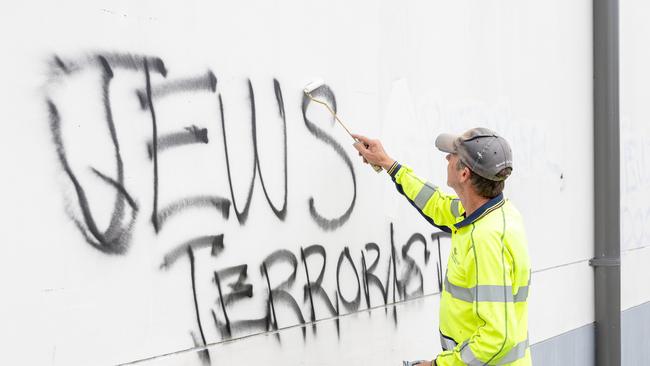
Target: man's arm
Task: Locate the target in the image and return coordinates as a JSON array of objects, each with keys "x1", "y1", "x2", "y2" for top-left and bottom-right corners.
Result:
[{"x1": 353, "y1": 134, "x2": 463, "y2": 231}]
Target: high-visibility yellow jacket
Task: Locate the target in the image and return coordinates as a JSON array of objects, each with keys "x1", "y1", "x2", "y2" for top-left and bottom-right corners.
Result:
[{"x1": 389, "y1": 163, "x2": 531, "y2": 366}]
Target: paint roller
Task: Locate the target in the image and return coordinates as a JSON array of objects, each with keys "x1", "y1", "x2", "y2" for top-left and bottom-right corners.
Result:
[
  {"x1": 402, "y1": 360, "x2": 427, "y2": 366},
  {"x1": 303, "y1": 79, "x2": 383, "y2": 173}
]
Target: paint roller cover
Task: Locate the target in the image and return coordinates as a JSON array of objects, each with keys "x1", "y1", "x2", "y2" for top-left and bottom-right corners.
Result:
[{"x1": 303, "y1": 79, "x2": 325, "y2": 94}]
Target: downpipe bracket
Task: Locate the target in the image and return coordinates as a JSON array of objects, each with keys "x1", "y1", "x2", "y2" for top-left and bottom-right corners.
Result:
[{"x1": 589, "y1": 257, "x2": 621, "y2": 267}]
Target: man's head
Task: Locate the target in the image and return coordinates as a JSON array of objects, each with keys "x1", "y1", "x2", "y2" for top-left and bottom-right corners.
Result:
[{"x1": 436, "y1": 127, "x2": 513, "y2": 198}]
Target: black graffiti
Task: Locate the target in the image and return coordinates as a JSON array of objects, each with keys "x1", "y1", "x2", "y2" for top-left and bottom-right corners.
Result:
[
  {"x1": 136, "y1": 70, "x2": 217, "y2": 109},
  {"x1": 51, "y1": 54, "x2": 166, "y2": 243},
  {"x1": 136, "y1": 67, "x2": 220, "y2": 233},
  {"x1": 46, "y1": 54, "x2": 174, "y2": 254},
  {"x1": 390, "y1": 223, "x2": 399, "y2": 306},
  {"x1": 256, "y1": 79, "x2": 288, "y2": 221},
  {"x1": 139, "y1": 64, "x2": 224, "y2": 234},
  {"x1": 336, "y1": 247, "x2": 362, "y2": 312},
  {"x1": 214, "y1": 263, "x2": 270, "y2": 339},
  {"x1": 47, "y1": 100, "x2": 138, "y2": 255},
  {"x1": 156, "y1": 196, "x2": 230, "y2": 232},
  {"x1": 188, "y1": 246, "x2": 212, "y2": 366},
  {"x1": 48, "y1": 53, "x2": 357, "y2": 256},
  {"x1": 361, "y1": 242, "x2": 390, "y2": 309},
  {"x1": 301, "y1": 245, "x2": 340, "y2": 335},
  {"x1": 160, "y1": 234, "x2": 224, "y2": 270},
  {"x1": 169, "y1": 224, "x2": 446, "y2": 344},
  {"x1": 399, "y1": 233, "x2": 429, "y2": 300},
  {"x1": 48, "y1": 56, "x2": 225, "y2": 237},
  {"x1": 143, "y1": 58, "x2": 163, "y2": 233},
  {"x1": 46, "y1": 53, "x2": 454, "y2": 357},
  {"x1": 187, "y1": 246, "x2": 210, "y2": 364},
  {"x1": 52, "y1": 56, "x2": 69, "y2": 73},
  {"x1": 261, "y1": 250, "x2": 307, "y2": 338},
  {"x1": 432, "y1": 232, "x2": 446, "y2": 292},
  {"x1": 146, "y1": 125, "x2": 209, "y2": 159},
  {"x1": 50, "y1": 53, "x2": 167, "y2": 78},
  {"x1": 220, "y1": 79, "x2": 288, "y2": 224},
  {"x1": 213, "y1": 269, "x2": 232, "y2": 336},
  {"x1": 301, "y1": 84, "x2": 357, "y2": 231},
  {"x1": 97, "y1": 56, "x2": 132, "y2": 253}
]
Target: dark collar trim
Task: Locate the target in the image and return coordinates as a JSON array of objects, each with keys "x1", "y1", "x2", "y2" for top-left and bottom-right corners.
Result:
[{"x1": 454, "y1": 193, "x2": 505, "y2": 229}]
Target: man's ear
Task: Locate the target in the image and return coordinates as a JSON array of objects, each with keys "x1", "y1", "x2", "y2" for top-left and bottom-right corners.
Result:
[{"x1": 460, "y1": 167, "x2": 471, "y2": 183}]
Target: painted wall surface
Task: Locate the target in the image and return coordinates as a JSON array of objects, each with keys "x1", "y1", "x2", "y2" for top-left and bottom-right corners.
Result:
[
  {"x1": 0, "y1": 1, "x2": 595, "y2": 365},
  {"x1": 621, "y1": 0, "x2": 650, "y2": 312}
]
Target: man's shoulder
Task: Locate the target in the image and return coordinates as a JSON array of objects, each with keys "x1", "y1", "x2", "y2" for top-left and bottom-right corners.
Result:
[{"x1": 474, "y1": 201, "x2": 524, "y2": 233}]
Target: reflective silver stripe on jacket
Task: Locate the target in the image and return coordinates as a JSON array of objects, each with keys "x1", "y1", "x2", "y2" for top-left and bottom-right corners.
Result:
[
  {"x1": 450, "y1": 198, "x2": 461, "y2": 217},
  {"x1": 414, "y1": 182, "x2": 437, "y2": 209},
  {"x1": 513, "y1": 271, "x2": 532, "y2": 302},
  {"x1": 513, "y1": 285, "x2": 529, "y2": 302},
  {"x1": 440, "y1": 332, "x2": 458, "y2": 351},
  {"x1": 444, "y1": 275, "x2": 529, "y2": 303},
  {"x1": 459, "y1": 338, "x2": 529, "y2": 365}
]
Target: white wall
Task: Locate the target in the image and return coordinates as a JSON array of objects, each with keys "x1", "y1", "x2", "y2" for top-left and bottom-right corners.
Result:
[
  {"x1": 0, "y1": 1, "x2": 595, "y2": 365},
  {"x1": 620, "y1": 0, "x2": 650, "y2": 312}
]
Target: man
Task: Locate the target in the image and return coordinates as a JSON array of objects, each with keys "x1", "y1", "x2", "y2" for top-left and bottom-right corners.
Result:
[{"x1": 353, "y1": 128, "x2": 531, "y2": 366}]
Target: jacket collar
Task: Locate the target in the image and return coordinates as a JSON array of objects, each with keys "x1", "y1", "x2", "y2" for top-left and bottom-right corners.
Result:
[{"x1": 454, "y1": 193, "x2": 505, "y2": 229}]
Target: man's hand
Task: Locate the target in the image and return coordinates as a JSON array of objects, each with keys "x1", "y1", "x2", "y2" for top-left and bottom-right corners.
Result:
[
  {"x1": 414, "y1": 361, "x2": 432, "y2": 366},
  {"x1": 352, "y1": 134, "x2": 395, "y2": 170}
]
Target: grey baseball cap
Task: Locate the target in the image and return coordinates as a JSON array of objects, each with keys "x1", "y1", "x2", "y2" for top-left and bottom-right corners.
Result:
[{"x1": 435, "y1": 127, "x2": 513, "y2": 181}]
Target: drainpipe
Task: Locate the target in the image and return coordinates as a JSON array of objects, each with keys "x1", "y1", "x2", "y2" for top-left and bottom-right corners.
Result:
[{"x1": 590, "y1": 0, "x2": 621, "y2": 365}]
